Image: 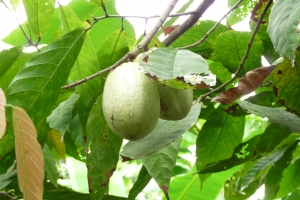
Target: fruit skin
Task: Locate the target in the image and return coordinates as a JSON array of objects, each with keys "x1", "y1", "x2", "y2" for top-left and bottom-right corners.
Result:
[
  {"x1": 157, "y1": 83, "x2": 193, "y2": 120},
  {"x1": 102, "y1": 62, "x2": 160, "y2": 141}
]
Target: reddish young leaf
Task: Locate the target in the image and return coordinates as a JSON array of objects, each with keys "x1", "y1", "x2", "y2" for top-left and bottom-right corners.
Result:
[
  {"x1": 161, "y1": 25, "x2": 179, "y2": 36},
  {"x1": 212, "y1": 65, "x2": 276, "y2": 104},
  {"x1": 0, "y1": 88, "x2": 6, "y2": 139},
  {"x1": 13, "y1": 107, "x2": 44, "y2": 200}
]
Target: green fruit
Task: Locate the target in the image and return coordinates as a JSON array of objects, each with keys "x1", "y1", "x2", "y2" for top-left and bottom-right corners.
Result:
[
  {"x1": 158, "y1": 83, "x2": 193, "y2": 120},
  {"x1": 102, "y1": 62, "x2": 160, "y2": 141}
]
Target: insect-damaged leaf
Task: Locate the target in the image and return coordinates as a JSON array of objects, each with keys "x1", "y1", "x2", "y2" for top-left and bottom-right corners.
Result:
[
  {"x1": 86, "y1": 95, "x2": 123, "y2": 200},
  {"x1": 212, "y1": 65, "x2": 276, "y2": 104},
  {"x1": 13, "y1": 106, "x2": 44, "y2": 200},
  {"x1": 142, "y1": 48, "x2": 215, "y2": 89},
  {"x1": 0, "y1": 88, "x2": 6, "y2": 139}
]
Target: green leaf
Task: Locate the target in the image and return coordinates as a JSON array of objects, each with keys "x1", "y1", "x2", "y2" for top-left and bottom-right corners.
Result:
[
  {"x1": 142, "y1": 138, "x2": 181, "y2": 198},
  {"x1": 3, "y1": 0, "x2": 98, "y2": 46},
  {"x1": 10, "y1": 0, "x2": 20, "y2": 10},
  {"x1": 277, "y1": 157, "x2": 300, "y2": 198},
  {"x1": 209, "y1": 61, "x2": 234, "y2": 87},
  {"x1": 0, "y1": 47, "x2": 22, "y2": 78},
  {"x1": 237, "y1": 100, "x2": 300, "y2": 133},
  {"x1": 227, "y1": 0, "x2": 258, "y2": 25},
  {"x1": 69, "y1": 115, "x2": 85, "y2": 148},
  {"x1": 47, "y1": 93, "x2": 80, "y2": 135},
  {"x1": 6, "y1": 28, "x2": 86, "y2": 125},
  {"x1": 245, "y1": 91, "x2": 278, "y2": 107},
  {"x1": 0, "y1": 52, "x2": 35, "y2": 92},
  {"x1": 89, "y1": 0, "x2": 135, "y2": 50},
  {"x1": 86, "y1": 95, "x2": 123, "y2": 200},
  {"x1": 241, "y1": 144, "x2": 291, "y2": 191},
  {"x1": 264, "y1": 141, "x2": 298, "y2": 200},
  {"x1": 120, "y1": 103, "x2": 201, "y2": 160},
  {"x1": 58, "y1": 5, "x2": 101, "y2": 106},
  {"x1": 215, "y1": 30, "x2": 264, "y2": 74},
  {"x1": 198, "y1": 135, "x2": 261, "y2": 174},
  {"x1": 0, "y1": 107, "x2": 14, "y2": 159},
  {"x1": 43, "y1": 143, "x2": 58, "y2": 186},
  {"x1": 282, "y1": 190, "x2": 300, "y2": 200},
  {"x1": 167, "y1": 165, "x2": 239, "y2": 200},
  {"x1": 171, "y1": 20, "x2": 228, "y2": 58},
  {"x1": 97, "y1": 29, "x2": 129, "y2": 69},
  {"x1": 143, "y1": 48, "x2": 215, "y2": 89},
  {"x1": 196, "y1": 108, "x2": 245, "y2": 172},
  {"x1": 91, "y1": 0, "x2": 110, "y2": 6},
  {"x1": 23, "y1": 0, "x2": 55, "y2": 38},
  {"x1": 0, "y1": 161, "x2": 17, "y2": 190},
  {"x1": 272, "y1": 54, "x2": 300, "y2": 113},
  {"x1": 128, "y1": 165, "x2": 152, "y2": 200},
  {"x1": 267, "y1": 0, "x2": 300, "y2": 60}
]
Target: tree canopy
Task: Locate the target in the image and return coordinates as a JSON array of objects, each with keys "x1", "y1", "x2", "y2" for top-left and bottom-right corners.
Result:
[{"x1": 0, "y1": 0, "x2": 300, "y2": 199}]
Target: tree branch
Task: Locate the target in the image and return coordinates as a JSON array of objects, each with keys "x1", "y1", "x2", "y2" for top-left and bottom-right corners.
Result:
[
  {"x1": 1, "y1": 0, "x2": 40, "y2": 51},
  {"x1": 162, "y1": 0, "x2": 216, "y2": 47},
  {"x1": 178, "y1": 0, "x2": 244, "y2": 50},
  {"x1": 197, "y1": 0, "x2": 274, "y2": 103},
  {"x1": 62, "y1": 0, "x2": 179, "y2": 89}
]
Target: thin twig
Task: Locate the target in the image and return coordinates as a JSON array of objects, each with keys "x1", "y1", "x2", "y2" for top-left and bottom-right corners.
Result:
[
  {"x1": 0, "y1": 191, "x2": 17, "y2": 200},
  {"x1": 1, "y1": 0, "x2": 40, "y2": 51},
  {"x1": 197, "y1": 0, "x2": 274, "y2": 103},
  {"x1": 92, "y1": 11, "x2": 202, "y2": 21},
  {"x1": 178, "y1": 0, "x2": 244, "y2": 50},
  {"x1": 163, "y1": 0, "x2": 216, "y2": 47},
  {"x1": 62, "y1": 0, "x2": 179, "y2": 89}
]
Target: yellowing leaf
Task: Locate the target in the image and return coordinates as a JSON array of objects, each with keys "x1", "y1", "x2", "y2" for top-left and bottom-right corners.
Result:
[
  {"x1": 47, "y1": 129, "x2": 66, "y2": 159},
  {"x1": 0, "y1": 88, "x2": 6, "y2": 139},
  {"x1": 13, "y1": 107, "x2": 44, "y2": 200}
]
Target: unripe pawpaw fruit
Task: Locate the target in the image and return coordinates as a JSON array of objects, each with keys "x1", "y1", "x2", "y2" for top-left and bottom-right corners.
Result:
[
  {"x1": 157, "y1": 83, "x2": 193, "y2": 120},
  {"x1": 102, "y1": 62, "x2": 160, "y2": 141}
]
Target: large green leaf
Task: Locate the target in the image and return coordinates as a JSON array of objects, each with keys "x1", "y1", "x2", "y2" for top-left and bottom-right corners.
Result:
[
  {"x1": 86, "y1": 95, "x2": 123, "y2": 200},
  {"x1": 2, "y1": 0, "x2": 98, "y2": 46},
  {"x1": 0, "y1": 161, "x2": 17, "y2": 190},
  {"x1": 241, "y1": 144, "x2": 291, "y2": 191},
  {"x1": 43, "y1": 143, "x2": 58, "y2": 186},
  {"x1": 128, "y1": 165, "x2": 151, "y2": 200},
  {"x1": 6, "y1": 28, "x2": 86, "y2": 125},
  {"x1": 238, "y1": 100, "x2": 300, "y2": 133},
  {"x1": 120, "y1": 103, "x2": 200, "y2": 160},
  {"x1": 59, "y1": 5, "x2": 102, "y2": 106},
  {"x1": 141, "y1": 138, "x2": 181, "y2": 198},
  {"x1": 196, "y1": 108, "x2": 245, "y2": 172},
  {"x1": 272, "y1": 54, "x2": 300, "y2": 113},
  {"x1": 0, "y1": 47, "x2": 22, "y2": 78},
  {"x1": 167, "y1": 165, "x2": 239, "y2": 200},
  {"x1": 23, "y1": 0, "x2": 55, "y2": 38},
  {"x1": 276, "y1": 157, "x2": 300, "y2": 198},
  {"x1": 267, "y1": 0, "x2": 300, "y2": 60},
  {"x1": 198, "y1": 135, "x2": 261, "y2": 174},
  {"x1": 89, "y1": 0, "x2": 135, "y2": 50},
  {"x1": 171, "y1": 20, "x2": 228, "y2": 58},
  {"x1": 0, "y1": 52, "x2": 34, "y2": 92},
  {"x1": 215, "y1": 30, "x2": 264, "y2": 74},
  {"x1": 0, "y1": 107, "x2": 14, "y2": 159},
  {"x1": 227, "y1": 0, "x2": 258, "y2": 25},
  {"x1": 97, "y1": 29, "x2": 129, "y2": 69},
  {"x1": 143, "y1": 48, "x2": 215, "y2": 89},
  {"x1": 47, "y1": 93, "x2": 80, "y2": 135},
  {"x1": 264, "y1": 142, "x2": 298, "y2": 200}
]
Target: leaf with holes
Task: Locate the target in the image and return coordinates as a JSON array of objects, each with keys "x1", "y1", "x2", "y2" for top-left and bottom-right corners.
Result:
[
  {"x1": 6, "y1": 28, "x2": 86, "y2": 125},
  {"x1": 86, "y1": 95, "x2": 123, "y2": 200},
  {"x1": 13, "y1": 106, "x2": 44, "y2": 200},
  {"x1": 142, "y1": 138, "x2": 181, "y2": 200},
  {"x1": 227, "y1": 0, "x2": 259, "y2": 25},
  {"x1": 272, "y1": 53, "x2": 300, "y2": 114},
  {"x1": 120, "y1": 103, "x2": 200, "y2": 160},
  {"x1": 267, "y1": 0, "x2": 300, "y2": 60},
  {"x1": 142, "y1": 48, "x2": 215, "y2": 89},
  {"x1": 23, "y1": 0, "x2": 55, "y2": 38}
]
